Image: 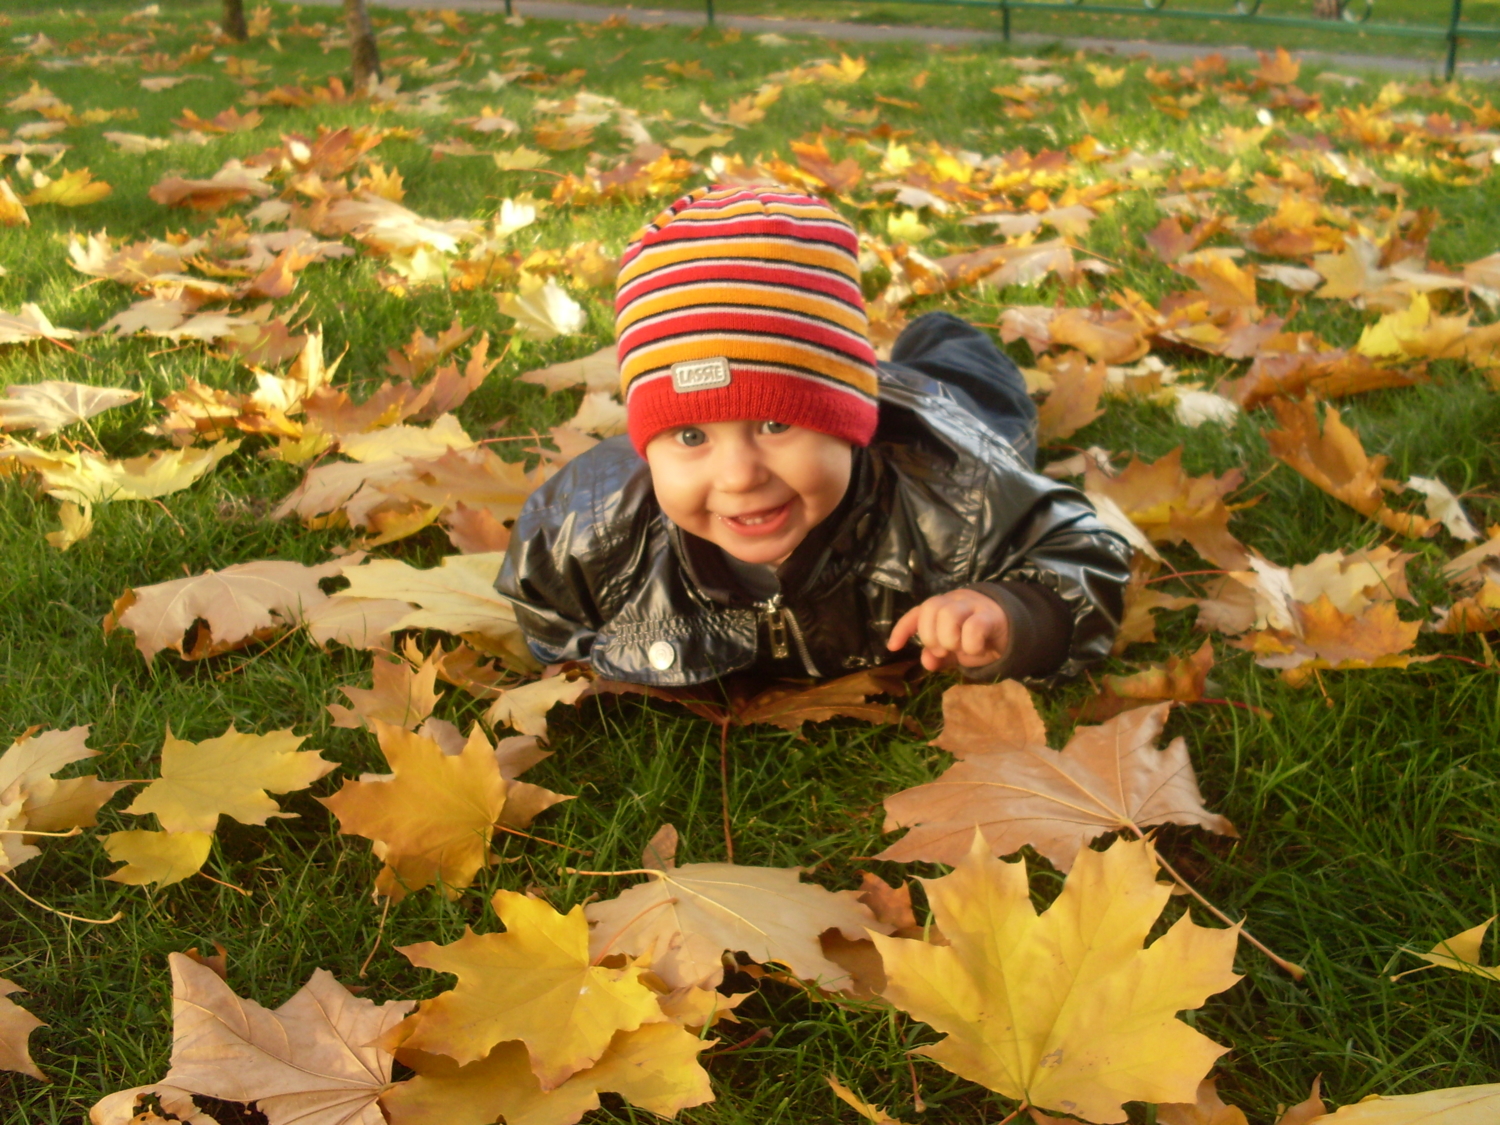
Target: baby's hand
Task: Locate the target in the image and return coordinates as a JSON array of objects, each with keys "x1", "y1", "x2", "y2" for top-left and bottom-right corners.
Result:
[{"x1": 887, "y1": 589, "x2": 1011, "y2": 673}]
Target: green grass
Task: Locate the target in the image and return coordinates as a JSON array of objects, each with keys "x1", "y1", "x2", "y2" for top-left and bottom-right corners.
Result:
[{"x1": 3, "y1": 2, "x2": 1500, "y2": 1122}]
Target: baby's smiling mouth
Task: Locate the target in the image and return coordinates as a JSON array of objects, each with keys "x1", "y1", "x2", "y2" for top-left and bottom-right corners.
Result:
[{"x1": 717, "y1": 500, "x2": 792, "y2": 529}]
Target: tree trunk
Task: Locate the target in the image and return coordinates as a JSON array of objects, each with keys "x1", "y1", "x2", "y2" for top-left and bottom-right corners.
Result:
[
  {"x1": 1312, "y1": 0, "x2": 1342, "y2": 18},
  {"x1": 344, "y1": 0, "x2": 383, "y2": 91},
  {"x1": 221, "y1": 0, "x2": 248, "y2": 41}
]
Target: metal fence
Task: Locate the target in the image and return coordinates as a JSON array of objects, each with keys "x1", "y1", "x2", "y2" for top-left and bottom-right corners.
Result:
[{"x1": 670, "y1": 0, "x2": 1499, "y2": 80}]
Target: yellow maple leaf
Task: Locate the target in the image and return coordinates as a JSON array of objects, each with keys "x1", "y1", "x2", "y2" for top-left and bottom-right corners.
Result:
[
  {"x1": 22, "y1": 167, "x2": 112, "y2": 206},
  {"x1": 1393, "y1": 916, "x2": 1500, "y2": 984},
  {"x1": 0, "y1": 725, "x2": 124, "y2": 835},
  {"x1": 0, "y1": 179, "x2": 28, "y2": 227},
  {"x1": 873, "y1": 835, "x2": 1241, "y2": 1123},
  {"x1": 393, "y1": 889, "x2": 666, "y2": 1085},
  {"x1": 125, "y1": 726, "x2": 335, "y2": 834},
  {"x1": 319, "y1": 721, "x2": 507, "y2": 901},
  {"x1": 382, "y1": 1024, "x2": 714, "y2": 1125},
  {"x1": 0, "y1": 978, "x2": 46, "y2": 1081},
  {"x1": 102, "y1": 829, "x2": 213, "y2": 887},
  {"x1": 1356, "y1": 293, "x2": 1471, "y2": 361},
  {"x1": 0, "y1": 438, "x2": 240, "y2": 507},
  {"x1": 328, "y1": 651, "x2": 442, "y2": 731},
  {"x1": 1301, "y1": 1084, "x2": 1500, "y2": 1122},
  {"x1": 1086, "y1": 63, "x2": 1126, "y2": 88}
]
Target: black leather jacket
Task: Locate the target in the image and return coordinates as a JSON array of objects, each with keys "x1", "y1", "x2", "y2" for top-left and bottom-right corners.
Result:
[{"x1": 497, "y1": 325, "x2": 1132, "y2": 687}]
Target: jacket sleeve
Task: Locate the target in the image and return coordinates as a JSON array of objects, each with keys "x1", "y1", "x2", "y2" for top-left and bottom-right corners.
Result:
[
  {"x1": 496, "y1": 492, "x2": 603, "y2": 666},
  {"x1": 494, "y1": 440, "x2": 650, "y2": 666},
  {"x1": 970, "y1": 481, "x2": 1133, "y2": 680}
]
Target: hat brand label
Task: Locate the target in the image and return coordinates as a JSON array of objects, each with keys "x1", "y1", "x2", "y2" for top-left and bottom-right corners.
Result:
[{"x1": 671, "y1": 357, "x2": 732, "y2": 393}]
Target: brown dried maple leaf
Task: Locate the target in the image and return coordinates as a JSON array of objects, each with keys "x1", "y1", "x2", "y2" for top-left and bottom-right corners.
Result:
[
  {"x1": 90, "y1": 953, "x2": 413, "y2": 1125},
  {"x1": 658, "y1": 664, "x2": 918, "y2": 737},
  {"x1": 879, "y1": 684, "x2": 1236, "y2": 869}
]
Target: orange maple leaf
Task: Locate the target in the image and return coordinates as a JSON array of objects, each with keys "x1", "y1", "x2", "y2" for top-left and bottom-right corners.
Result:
[
  {"x1": 1262, "y1": 396, "x2": 1436, "y2": 538},
  {"x1": 1085, "y1": 447, "x2": 1251, "y2": 569}
]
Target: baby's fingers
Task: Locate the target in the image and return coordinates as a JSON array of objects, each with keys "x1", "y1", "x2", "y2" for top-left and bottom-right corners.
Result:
[
  {"x1": 887, "y1": 605, "x2": 924, "y2": 651},
  {"x1": 960, "y1": 613, "x2": 996, "y2": 656}
]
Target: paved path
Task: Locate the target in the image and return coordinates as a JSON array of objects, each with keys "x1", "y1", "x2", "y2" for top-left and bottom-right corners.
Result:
[{"x1": 327, "y1": 0, "x2": 1500, "y2": 81}]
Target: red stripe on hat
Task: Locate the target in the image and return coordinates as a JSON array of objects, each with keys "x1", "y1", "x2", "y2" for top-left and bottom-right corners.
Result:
[{"x1": 627, "y1": 367, "x2": 878, "y2": 455}]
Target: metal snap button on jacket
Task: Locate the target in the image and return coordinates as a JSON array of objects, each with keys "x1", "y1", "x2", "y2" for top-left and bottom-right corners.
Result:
[{"x1": 647, "y1": 641, "x2": 676, "y2": 670}]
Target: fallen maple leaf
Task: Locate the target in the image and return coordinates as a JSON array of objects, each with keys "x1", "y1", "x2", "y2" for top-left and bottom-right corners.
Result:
[
  {"x1": 1084, "y1": 447, "x2": 1250, "y2": 569},
  {"x1": 328, "y1": 651, "x2": 442, "y2": 731},
  {"x1": 22, "y1": 167, "x2": 112, "y2": 206},
  {"x1": 1392, "y1": 915, "x2": 1500, "y2": 984},
  {"x1": 0, "y1": 437, "x2": 240, "y2": 507},
  {"x1": 1235, "y1": 596, "x2": 1425, "y2": 686},
  {"x1": 1157, "y1": 1077, "x2": 1249, "y2": 1125},
  {"x1": 1075, "y1": 638, "x2": 1220, "y2": 722},
  {"x1": 89, "y1": 953, "x2": 413, "y2": 1125},
  {"x1": 1253, "y1": 47, "x2": 1300, "y2": 86},
  {"x1": 102, "y1": 829, "x2": 214, "y2": 888},
  {"x1": 0, "y1": 979, "x2": 45, "y2": 1081},
  {"x1": 148, "y1": 162, "x2": 273, "y2": 211},
  {"x1": 1432, "y1": 579, "x2": 1500, "y2": 635},
  {"x1": 0, "y1": 179, "x2": 28, "y2": 226},
  {"x1": 486, "y1": 672, "x2": 593, "y2": 737},
  {"x1": 0, "y1": 725, "x2": 124, "y2": 837},
  {"x1": 1405, "y1": 475, "x2": 1480, "y2": 541},
  {"x1": 879, "y1": 686, "x2": 1236, "y2": 869},
  {"x1": 1262, "y1": 397, "x2": 1435, "y2": 538},
  {"x1": 335, "y1": 553, "x2": 532, "y2": 666},
  {"x1": 518, "y1": 343, "x2": 619, "y2": 393},
  {"x1": 0, "y1": 380, "x2": 139, "y2": 437},
  {"x1": 123, "y1": 725, "x2": 334, "y2": 835},
  {"x1": 1297, "y1": 1084, "x2": 1500, "y2": 1123},
  {"x1": 874, "y1": 834, "x2": 1240, "y2": 1122},
  {"x1": 393, "y1": 889, "x2": 666, "y2": 1083},
  {"x1": 1035, "y1": 351, "x2": 1106, "y2": 444},
  {"x1": 827, "y1": 1076, "x2": 909, "y2": 1124},
  {"x1": 319, "y1": 721, "x2": 509, "y2": 901},
  {"x1": 584, "y1": 833, "x2": 886, "y2": 990},
  {"x1": 658, "y1": 665, "x2": 914, "y2": 737},
  {"x1": 384, "y1": 1023, "x2": 714, "y2": 1125},
  {"x1": 107, "y1": 556, "x2": 354, "y2": 662},
  {"x1": 0, "y1": 303, "x2": 79, "y2": 346},
  {"x1": 497, "y1": 274, "x2": 587, "y2": 341}
]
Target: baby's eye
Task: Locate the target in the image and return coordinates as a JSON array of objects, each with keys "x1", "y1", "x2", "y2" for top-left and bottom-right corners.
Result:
[
  {"x1": 761, "y1": 421, "x2": 791, "y2": 434},
  {"x1": 675, "y1": 427, "x2": 707, "y2": 448}
]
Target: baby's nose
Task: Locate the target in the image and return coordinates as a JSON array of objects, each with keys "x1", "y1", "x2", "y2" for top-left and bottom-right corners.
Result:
[{"x1": 713, "y1": 442, "x2": 769, "y2": 491}]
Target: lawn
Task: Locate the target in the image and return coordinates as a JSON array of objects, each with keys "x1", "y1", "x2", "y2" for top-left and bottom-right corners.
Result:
[{"x1": 2, "y1": 2, "x2": 1500, "y2": 1123}]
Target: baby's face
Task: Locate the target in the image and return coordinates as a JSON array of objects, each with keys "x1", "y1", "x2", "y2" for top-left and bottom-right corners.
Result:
[{"x1": 644, "y1": 420, "x2": 853, "y2": 566}]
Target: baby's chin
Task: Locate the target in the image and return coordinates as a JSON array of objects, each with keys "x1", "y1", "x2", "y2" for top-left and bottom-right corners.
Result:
[{"x1": 715, "y1": 533, "x2": 802, "y2": 568}]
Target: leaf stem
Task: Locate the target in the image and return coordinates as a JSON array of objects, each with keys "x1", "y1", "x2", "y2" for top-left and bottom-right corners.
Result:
[
  {"x1": 359, "y1": 893, "x2": 391, "y2": 978},
  {"x1": 0, "y1": 872, "x2": 121, "y2": 925},
  {"x1": 0, "y1": 826, "x2": 81, "y2": 838},
  {"x1": 1143, "y1": 569, "x2": 1230, "y2": 585},
  {"x1": 1148, "y1": 847, "x2": 1306, "y2": 980},
  {"x1": 494, "y1": 823, "x2": 588, "y2": 852},
  {"x1": 719, "y1": 719, "x2": 735, "y2": 863},
  {"x1": 197, "y1": 870, "x2": 253, "y2": 896}
]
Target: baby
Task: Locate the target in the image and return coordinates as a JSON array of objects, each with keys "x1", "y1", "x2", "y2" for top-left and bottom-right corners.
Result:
[{"x1": 496, "y1": 186, "x2": 1131, "y2": 684}]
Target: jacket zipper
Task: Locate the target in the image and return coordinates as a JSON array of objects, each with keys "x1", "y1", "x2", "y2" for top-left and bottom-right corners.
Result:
[{"x1": 757, "y1": 594, "x2": 820, "y2": 677}]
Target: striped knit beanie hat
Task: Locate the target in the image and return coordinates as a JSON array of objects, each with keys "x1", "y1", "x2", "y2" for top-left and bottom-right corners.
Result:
[{"x1": 616, "y1": 185, "x2": 879, "y2": 456}]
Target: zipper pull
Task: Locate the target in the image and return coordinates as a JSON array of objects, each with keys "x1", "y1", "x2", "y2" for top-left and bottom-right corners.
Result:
[{"x1": 759, "y1": 595, "x2": 789, "y2": 659}]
